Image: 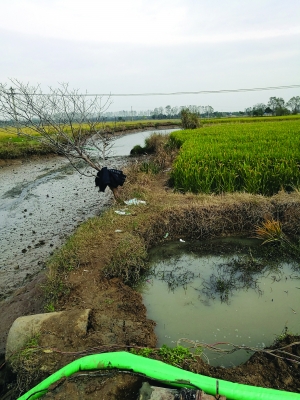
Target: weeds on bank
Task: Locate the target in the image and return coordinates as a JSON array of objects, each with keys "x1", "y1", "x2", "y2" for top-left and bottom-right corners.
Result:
[
  {"x1": 255, "y1": 218, "x2": 300, "y2": 261},
  {"x1": 43, "y1": 238, "x2": 80, "y2": 310},
  {"x1": 10, "y1": 335, "x2": 40, "y2": 362},
  {"x1": 130, "y1": 344, "x2": 201, "y2": 368},
  {"x1": 43, "y1": 206, "x2": 150, "y2": 309},
  {"x1": 254, "y1": 219, "x2": 286, "y2": 244},
  {"x1": 131, "y1": 132, "x2": 178, "y2": 176},
  {"x1": 103, "y1": 232, "x2": 147, "y2": 284},
  {"x1": 9, "y1": 334, "x2": 43, "y2": 393}
]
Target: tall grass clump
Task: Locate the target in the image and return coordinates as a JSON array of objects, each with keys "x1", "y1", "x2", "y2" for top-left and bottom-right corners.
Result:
[
  {"x1": 170, "y1": 120, "x2": 300, "y2": 196},
  {"x1": 103, "y1": 232, "x2": 147, "y2": 284}
]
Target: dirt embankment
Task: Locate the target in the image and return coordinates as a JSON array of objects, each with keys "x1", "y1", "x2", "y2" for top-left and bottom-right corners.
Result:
[
  {"x1": 1, "y1": 152, "x2": 300, "y2": 399},
  {"x1": 3, "y1": 253, "x2": 300, "y2": 399}
]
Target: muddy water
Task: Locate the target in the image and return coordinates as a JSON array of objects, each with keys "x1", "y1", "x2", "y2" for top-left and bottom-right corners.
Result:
[
  {"x1": 0, "y1": 129, "x2": 177, "y2": 300},
  {"x1": 140, "y1": 239, "x2": 300, "y2": 367}
]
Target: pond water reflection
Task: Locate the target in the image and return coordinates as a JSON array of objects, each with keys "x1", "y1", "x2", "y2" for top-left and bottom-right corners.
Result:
[{"x1": 139, "y1": 238, "x2": 300, "y2": 367}]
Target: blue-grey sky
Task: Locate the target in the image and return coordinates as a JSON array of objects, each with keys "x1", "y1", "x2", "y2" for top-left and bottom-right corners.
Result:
[{"x1": 1, "y1": 0, "x2": 299, "y2": 112}]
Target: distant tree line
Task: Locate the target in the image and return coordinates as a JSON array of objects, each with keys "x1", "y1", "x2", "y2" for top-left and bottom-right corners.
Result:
[
  {"x1": 245, "y1": 96, "x2": 300, "y2": 117},
  {"x1": 103, "y1": 105, "x2": 215, "y2": 121},
  {"x1": 1, "y1": 93, "x2": 299, "y2": 126},
  {"x1": 102, "y1": 95, "x2": 299, "y2": 121}
]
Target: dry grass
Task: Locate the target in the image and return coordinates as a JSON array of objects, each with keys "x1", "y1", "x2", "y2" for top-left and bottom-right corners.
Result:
[{"x1": 254, "y1": 219, "x2": 285, "y2": 244}]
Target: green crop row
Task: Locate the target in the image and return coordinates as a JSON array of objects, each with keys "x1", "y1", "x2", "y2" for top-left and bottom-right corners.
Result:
[
  {"x1": 200, "y1": 114, "x2": 300, "y2": 125},
  {"x1": 170, "y1": 120, "x2": 300, "y2": 196}
]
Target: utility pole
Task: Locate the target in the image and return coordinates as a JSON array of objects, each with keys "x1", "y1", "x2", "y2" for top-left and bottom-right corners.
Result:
[{"x1": 10, "y1": 87, "x2": 20, "y2": 136}]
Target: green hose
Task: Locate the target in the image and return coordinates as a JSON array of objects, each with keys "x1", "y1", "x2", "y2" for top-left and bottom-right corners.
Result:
[{"x1": 17, "y1": 351, "x2": 300, "y2": 400}]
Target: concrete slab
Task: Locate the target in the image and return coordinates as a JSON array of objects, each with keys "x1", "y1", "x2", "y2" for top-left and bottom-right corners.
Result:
[{"x1": 5, "y1": 309, "x2": 91, "y2": 360}]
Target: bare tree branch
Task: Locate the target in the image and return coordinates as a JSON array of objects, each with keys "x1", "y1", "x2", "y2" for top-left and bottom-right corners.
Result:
[{"x1": 0, "y1": 80, "x2": 114, "y2": 178}]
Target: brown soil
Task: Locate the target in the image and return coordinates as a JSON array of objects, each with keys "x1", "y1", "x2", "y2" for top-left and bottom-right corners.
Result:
[
  {"x1": 2, "y1": 265, "x2": 300, "y2": 399},
  {"x1": 1, "y1": 154, "x2": 300, "y2": 399},
  {"x1": 0, "y1": 273, "x2": 46, "y2": 355}
]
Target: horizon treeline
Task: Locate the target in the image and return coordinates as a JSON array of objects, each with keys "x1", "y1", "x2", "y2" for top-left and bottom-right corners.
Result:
[{"x1": 103, "y1": 95, "x2": 300, "y2": 120}]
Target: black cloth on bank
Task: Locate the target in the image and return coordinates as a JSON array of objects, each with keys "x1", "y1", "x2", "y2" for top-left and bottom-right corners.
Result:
[{"x1": 95, "y1": 167, "x2": 126, "y2": 192}]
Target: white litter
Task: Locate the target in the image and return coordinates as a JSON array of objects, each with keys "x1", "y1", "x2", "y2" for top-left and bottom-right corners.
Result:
[
  {"x1": 124, "y1": 198, "x2": 146, "y2": 205},
  {"x1": 115, "y1": 210, "x2": 131, "y2": 215},
  {"x1": 115, "y1": 229, "x2": 123, "y2": 233},
  {"x1": 179, "y1": 239, "x2": 186, "y2": 242}
]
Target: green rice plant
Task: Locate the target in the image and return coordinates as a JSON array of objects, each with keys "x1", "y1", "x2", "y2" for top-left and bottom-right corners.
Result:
[
  {"x1": 170, "y1": 120, "x2": 300, "y2": 196},
  {"x1": 200, "y1": 114, "x2": 300, "y2": 125}
]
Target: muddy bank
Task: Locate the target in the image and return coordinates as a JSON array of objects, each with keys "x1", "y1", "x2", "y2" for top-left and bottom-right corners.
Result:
[
  {"x1": 0, "y1": 155, "x2": 122, "y2": 358},
  {"x1": 0, "y1": 128, "x2": 177, "y2": 301},
  {"x1": 0, "y1": 128, "x2": 177, "y2": 357},
  {"x1": 0, "y1": 155, "x2": 122, "y2": 301}
]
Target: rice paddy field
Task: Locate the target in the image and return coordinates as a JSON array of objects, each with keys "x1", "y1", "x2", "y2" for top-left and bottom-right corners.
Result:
[
  {"x1": 201, "y1": 114, "x2": 300, "y2": 124},
  {"x1": 170, "y1": 119, "x2": 300, "y2": 196}
]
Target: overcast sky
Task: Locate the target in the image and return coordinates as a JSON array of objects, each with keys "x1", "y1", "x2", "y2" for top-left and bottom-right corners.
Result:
[{"x1": 1, "y1": 0, "x2": 299, "y2": 112}]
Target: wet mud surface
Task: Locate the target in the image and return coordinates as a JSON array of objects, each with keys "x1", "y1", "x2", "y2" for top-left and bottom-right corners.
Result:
[
  {"x1": 0, "y1": 156, "x2": 123, "y2": 301},
  {"x1": 0, "y1": 128, "x2": 176, "y2": 301},
  {"x1": 0, "y1": 128, "x2": 174, "y2": 358}
]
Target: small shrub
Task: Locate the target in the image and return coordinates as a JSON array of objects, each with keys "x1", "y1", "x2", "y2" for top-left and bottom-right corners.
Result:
[
  {"x1": 144, "y1": 133, "x2": 166, "y2": 153},
  {"x1": 180, "y1": 109, "x2": 200, "y2": 129},
  {"x1": 130, "y1": 145, "x2": 145, "y2": 156}
]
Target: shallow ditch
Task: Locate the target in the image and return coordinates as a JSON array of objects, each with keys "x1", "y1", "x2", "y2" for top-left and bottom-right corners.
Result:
[
  {"x1": 0, "y1": 128, "x2": 177, "y2": 301},
  {"x1": 139, "y1": 237, "x2": 300, "y2": 367}
]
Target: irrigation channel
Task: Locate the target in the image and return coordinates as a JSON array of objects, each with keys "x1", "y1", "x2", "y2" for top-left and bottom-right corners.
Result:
[
  {"x1": 139, "y1": 237, "x2": 300, "y2": 367},
  {"x1": 0, "y1": 128, "x2": 177, "y2": 301}
]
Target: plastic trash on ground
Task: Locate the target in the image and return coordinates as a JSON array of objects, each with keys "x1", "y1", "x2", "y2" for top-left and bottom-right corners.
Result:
[
  {"x1": 115, "y1": 210, "x2": 131, "y2": 215},
  {"x1": 124, "y1": 198, "x2": 146, "y2": 205}
]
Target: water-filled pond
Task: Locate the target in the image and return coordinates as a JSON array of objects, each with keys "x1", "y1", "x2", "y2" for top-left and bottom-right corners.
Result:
[{"x1": 139, "y1": 237, "x2": 300, "y2": 367}]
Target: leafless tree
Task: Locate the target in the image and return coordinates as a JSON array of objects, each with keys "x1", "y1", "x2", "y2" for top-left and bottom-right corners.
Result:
[
  {"x1": 0, "y1": 80, "x2": 116, "y2": 178},
  {"x1": 205, "y1": 105, "x2": 214, "y2": 118},
  {"x1": 286, "y1": 96, "x2": 300, "y2": 114}
]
